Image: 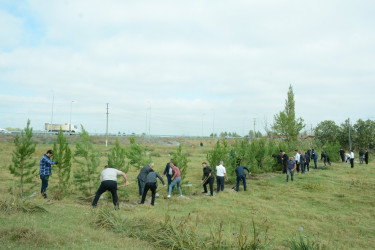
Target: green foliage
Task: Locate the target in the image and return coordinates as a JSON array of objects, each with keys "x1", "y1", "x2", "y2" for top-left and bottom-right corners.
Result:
[
  {"x1": 172, "y1": 144, "x2": 189, "y2": 183},
  {"x1": 52, "y1": 128, "x2": 72, "y2": 200},
  {"x1": 314, "y1": 120, "x2": 340, "y2": 146},
  {"x1": 288, "y1": 233, "x2": 322, "y2": 250},
  {"x1": 125, "y1": 137, "x2": 151, "y2": 171},
  {"x1": 353, "y1": 119, "x2": 375, "y2": 149},
  {"x1": 323, "y1": 141, "x2": 340, "y2": 162},
  {"x1": 272, "y1": 85, "x2": 305, "y2": 143},
  {"x1": 337, "y1": 119, "x2": 354, "y2": 150},
  {"x1": 73, "y1": 126, "x2": 101, "y2": 195},
  {"x1": 0, "y1": 196, "x2": 48, "y2": 213},
  {"x1": 8, "y1": 119, "x2": 36, "y2": 197},
  {"x1": 108, "y1": 138, "x2": 128, "y2": 173}
]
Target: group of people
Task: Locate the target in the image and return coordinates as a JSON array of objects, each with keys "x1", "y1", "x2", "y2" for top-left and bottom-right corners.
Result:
[{"x1": 38, "y1": 147, "x2": 369, "y2": 208}]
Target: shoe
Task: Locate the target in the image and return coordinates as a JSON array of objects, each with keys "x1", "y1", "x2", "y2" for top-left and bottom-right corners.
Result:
[
  {"x1": 202, "y1": 191, "x2": 208, "y2": 194},
  {"x1": 137, "y1": 201, "x2": 144, "y2": 204},
  {"x1": 167, "y1": 195, "x2": 171, "y2": 198},
  {"x1": 180, "y1": 195, "x2": 183, "y2": 197}
]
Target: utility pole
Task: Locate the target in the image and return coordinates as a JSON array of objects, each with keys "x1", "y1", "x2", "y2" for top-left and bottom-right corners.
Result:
[
  {"x1": 106, "y1": 103, "x2": 109, "y2": 147},
  {"x1": 348, "y1": 118, "x2": 352, "y2": 150},
  {"x1": 148, "y1": 103, "x2": 151, "y2": 136}
]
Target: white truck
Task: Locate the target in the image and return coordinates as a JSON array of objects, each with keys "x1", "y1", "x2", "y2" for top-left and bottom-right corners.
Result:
[{"x1": 45, "y1": 123, "x2": 78, "y2": 133}]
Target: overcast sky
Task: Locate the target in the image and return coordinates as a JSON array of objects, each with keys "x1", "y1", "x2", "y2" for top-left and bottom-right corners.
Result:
[{"x1": 1, "y1": 0, "x2": 374, "y2": 136}]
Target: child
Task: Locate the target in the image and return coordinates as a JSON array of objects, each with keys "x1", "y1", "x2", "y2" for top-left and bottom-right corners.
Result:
[{"x1": 287, "y1": 156, "x2": 296, "y2": 182}]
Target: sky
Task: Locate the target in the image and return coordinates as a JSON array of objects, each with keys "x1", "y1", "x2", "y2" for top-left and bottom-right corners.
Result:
[{"x1": 1, "y1": 0, "x2": 374, "y2": 136}]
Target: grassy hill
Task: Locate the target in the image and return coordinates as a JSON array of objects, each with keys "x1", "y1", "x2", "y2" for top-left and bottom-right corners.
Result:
[{"x1": 0, "y1": 135, "x2": 374, "y2": 249}]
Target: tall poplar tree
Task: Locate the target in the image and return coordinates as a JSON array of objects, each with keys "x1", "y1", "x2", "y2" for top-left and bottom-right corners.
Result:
[
  {"x1": 272, "y1": 85, "x2": 305, "y2": 142},
  {"x1": 8, "y1": 119, "x2": 36, "y2": 197}
]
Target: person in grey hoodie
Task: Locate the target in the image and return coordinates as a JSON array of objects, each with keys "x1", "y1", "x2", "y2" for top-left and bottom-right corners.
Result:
[{"x1": 139, "y1": 169, "x2": 166, "y2": 206}]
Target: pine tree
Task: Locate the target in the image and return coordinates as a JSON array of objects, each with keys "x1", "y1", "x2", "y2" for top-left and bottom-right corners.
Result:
[
  {"x1": 172, "y1": 144, "x2": 189, "y2": 183},
  {"x1": 125, "y1": 137, "x2": 151, "y2": 171},
  {"x1": 53, "y1": 128, "x2": 72, "y2": 200},
  {"x1": 108, "y1": 138, "x2": 128, "y2": 172},
  {"x1": 73, "y1": 126, "x2": 100, "y2": 195},
  {"x1": 8, "y1": 119, "x2": 36, "y2": 197}
]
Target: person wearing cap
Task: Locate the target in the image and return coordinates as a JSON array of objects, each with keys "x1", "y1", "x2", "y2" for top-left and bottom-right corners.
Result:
[
  {"x1": 92, "y1": 165, "x2": 129, "y2": 208},
  {"x1": 39, "y1": 149, "x2": 57, "y2": 199},
  {"x1": 201, "y1": 162, "x2": 214, "y2": 196}
]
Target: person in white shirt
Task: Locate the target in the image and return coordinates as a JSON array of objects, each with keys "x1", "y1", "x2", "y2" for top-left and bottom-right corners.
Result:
[
  {"x1": 216, "y1": 161, "x2": 228, "y2": 192},
  {"x1": 294, "y1": 149, "x2": 300, "y2": 172},
  {"x1": 92, "y1": 165, "x2": 129, "y2": 208},
  {"x1": 350, "y1": 150, "x2": 355, "y2": 168}
]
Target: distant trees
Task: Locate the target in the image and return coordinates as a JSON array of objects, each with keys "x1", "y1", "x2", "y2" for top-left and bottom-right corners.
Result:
[
  {"x1": 8, "y1": 119, "x2": 36, "y2": 197},
  {"x1": 272, "y1": 85, "x2": 305, "y2": 143},
  {"x1": 315, "y1": 119, "x2": 375, "y2": 150}
]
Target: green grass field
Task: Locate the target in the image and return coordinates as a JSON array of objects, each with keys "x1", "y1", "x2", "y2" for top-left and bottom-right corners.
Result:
[{"x1": 0, "y1": 135, "x2": 374, "y2": 249}]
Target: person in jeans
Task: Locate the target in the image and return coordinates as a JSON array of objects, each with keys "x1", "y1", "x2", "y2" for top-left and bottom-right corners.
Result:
[
  {"x1": 167, "y1": 163, "x2": 183, "y2": 198},
  {"x1": 286, "y1": 156, "x2": 296, "y2": 182},
  {"x1": 92, "y1": 165, "x2": 129, "y2": 208},
  {"x1": 201, "y1": 162, "x2": 214, "y2": 196},
  {"x1": 39, "y1": 150, "x2": 57, "y2": 199},
  {"x1": 139, "y1": 169, "x2": 166, "y2": 206},
  {"x1": 216, "y1": 161, "x2": 228, "y2": 192},
  {"x1": 235, "y1": 160, "x2": 251, "y2": 192},
  {"x1": 163, "y1": 159, "x2": 174, "y2": 189},
  {"x1": 359, "y1": 149, "x2": 364, "y2": 164}
]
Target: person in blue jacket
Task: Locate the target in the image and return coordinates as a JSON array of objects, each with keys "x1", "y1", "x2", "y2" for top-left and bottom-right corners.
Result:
[
  {"x1": 235, "y1": 159, "x2": 251, "y2": 192},
  {"x1": 163, "y1": 159, "x2": 174, "y2": 190},
  {"x1": 311, "y1": 148, "x2": 318, "y2": 169},
  {"x1": 39, "y1": 149, "x2": 57, "y2": 199}
]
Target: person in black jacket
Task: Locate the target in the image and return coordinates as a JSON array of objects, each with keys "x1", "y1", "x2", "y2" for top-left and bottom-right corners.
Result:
[
  {"x1": 365, "y1": 149, "x2": 369, "y2": 164},
  {"x1": 281, "y1": 151, "x2": 289, "y2": 174},
  {"x1": 272, "y1": 150, "x2": 283, "y2": 171},
  {"x1": 339, "y1": 148, "x2": 345, "y2": 163},
  {"x1": 299, "y1": 150, "x2": 306, "y2": 173},
  {"x1": 201, "y1": 162, "x2": 214, "y2": 196},
  {"x1": 139, "y1": 169, "x2": 166, "y2": 206},
  {"x1": 359, "y1": 149, "x2": 364, "y2": 164},
  {"x1": 304, "y1": 151, "x2": 310, "y2": 172}
]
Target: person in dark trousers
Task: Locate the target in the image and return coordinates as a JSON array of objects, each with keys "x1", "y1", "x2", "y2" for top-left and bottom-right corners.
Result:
[
  {"x1": 137, "y1": 163, "x2": 154, "y2": 196},
  {"x1": 39, "y1": 150, "x2": 57, "y2": 199},
  {"x1": 201, "y1": 162, "x2": 214, "y2": 196},
  {"x1": 359, "y1": 149, "x2": 364, "y2": 164},
  {"x1": 272, "y1": 150, "x2": 283, "y2": 171},
  {"x1": 235, "y1": 160, "x2": 251, "y2": 192},
  {"x1": 311, "y1": 149, "x2": 318, "y2": 169},
  {"x1": 286, "y1": 156, "x2": 296, "y2": 182},
  {"x1": 216, "y1": 161, "x2": 228, "y2": 192},
  {"x1": 339, "y1": 148, "x2": 345, "y2": 163},
  {"x1": 163, "y1": 159, "x2": 174, "y2": 190},
  {"x1": 304, "y1": 151, "x2": 310, "y2": 172},
  {"x1": 294, "y1": 149, "x2": 300, "y2": 172},
  {"x1": 139, "y1": 169, "x2": 166, "y2": 206},
  {"x1": 321, "y1": 152, "x2": 331, "y2": 166},
  {"x1": 350, "y1": 150, "x2": 355, "y2": 168},
  {"x1": 282, "y1": 151, "x2": 289, "y2": 174},
  {"x1": 365, "y1": 149, "x2": 369, "y2": 164},
  {"x1": 299, "y1": 150, "x2": 306, "y2": 173},
  {"x1": 92, "y1": 165, "x2": 129, "y2": 208}
]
